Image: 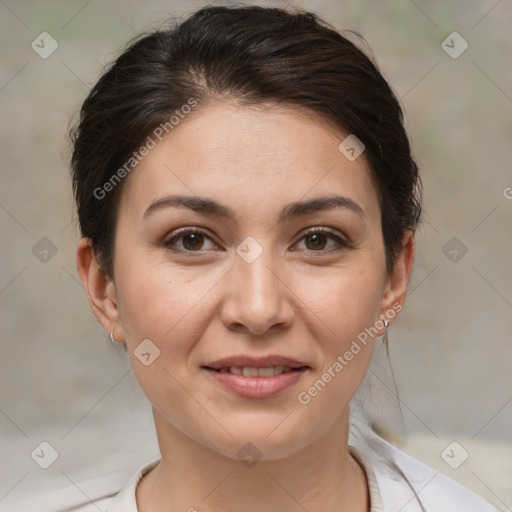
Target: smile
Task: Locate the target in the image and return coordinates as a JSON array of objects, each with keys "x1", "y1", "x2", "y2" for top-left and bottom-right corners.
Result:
[
  {"x1": 202, "y1": 366, "x2": 309, "y2": 398},
  {"x1": 208, "y1": 365, "x2": 303, "y2": 377}
]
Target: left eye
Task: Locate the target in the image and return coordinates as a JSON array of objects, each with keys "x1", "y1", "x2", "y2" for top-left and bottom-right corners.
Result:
[{"x1": 294, "y1": 229, "x2": 348, "y2": 252}]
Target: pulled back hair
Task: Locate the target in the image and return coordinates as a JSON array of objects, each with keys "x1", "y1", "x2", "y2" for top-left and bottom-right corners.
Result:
[{"x1": 70, "y1": 5, "x2": 422, "y2": 278}]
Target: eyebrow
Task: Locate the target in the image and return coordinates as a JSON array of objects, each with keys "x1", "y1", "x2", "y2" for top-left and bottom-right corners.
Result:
[{"x1": 142, "y1": 194, "x2": 365, "y2": 223}]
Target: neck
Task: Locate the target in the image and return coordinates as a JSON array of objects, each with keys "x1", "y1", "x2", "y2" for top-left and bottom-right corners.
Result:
[{"x1": 136, "y1": 406, "x2": 369, "y2": 512}]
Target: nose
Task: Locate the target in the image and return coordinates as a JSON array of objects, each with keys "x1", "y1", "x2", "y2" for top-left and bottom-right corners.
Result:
[{"x1": 219, "y1": 244, "x2": 295, "y2": 336}]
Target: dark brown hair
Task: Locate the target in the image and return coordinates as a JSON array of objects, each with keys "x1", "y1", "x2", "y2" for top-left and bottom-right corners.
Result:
[{"x1": 70, "y1": 5, "x2": 421, "y2": 278}]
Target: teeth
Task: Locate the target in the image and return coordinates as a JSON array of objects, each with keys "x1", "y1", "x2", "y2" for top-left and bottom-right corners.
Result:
[
  {"x1": 243, "y1": 367, "x2": 259, "y2": 377},
  {"x1": 257, "y1": 367, "x2": 275, "y2": 377},
  {"x1": 273, "y1": 365, "x2": 285, "y2": 375},
  {"x1": 221, "y1": 365, "x2": 293, "y2": 377}
]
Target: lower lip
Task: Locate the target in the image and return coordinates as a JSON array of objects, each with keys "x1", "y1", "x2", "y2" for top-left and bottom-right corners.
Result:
[{"x1": 203, "y1": 368, "x2": 308, "y2": 398}]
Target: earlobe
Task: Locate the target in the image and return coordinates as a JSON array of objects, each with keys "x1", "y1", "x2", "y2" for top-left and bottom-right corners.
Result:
[
  {"x1": 76, "y1": 237, "x2": 124, "y2": 342},
  {"x1": 380, "y1": 231, "x2": 416, "y2": 324}
]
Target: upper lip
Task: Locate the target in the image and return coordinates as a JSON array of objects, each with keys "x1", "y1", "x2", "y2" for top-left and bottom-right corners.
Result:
[{"x1": 203, "y1": 355, "x2": 309, "y2": 370}]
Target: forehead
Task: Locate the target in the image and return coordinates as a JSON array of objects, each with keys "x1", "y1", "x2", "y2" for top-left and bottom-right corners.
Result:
[{"x1": 118, "y1": 102, "x2": 380, "y2": 224}]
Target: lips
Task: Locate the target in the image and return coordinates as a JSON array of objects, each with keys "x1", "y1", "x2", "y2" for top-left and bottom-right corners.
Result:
[
  {"x1": 203, "y1": 366, "x2": 308, "y2": 398},
  {"x1": 201, "y1": 355, "x2": 310, "y2": 398}
]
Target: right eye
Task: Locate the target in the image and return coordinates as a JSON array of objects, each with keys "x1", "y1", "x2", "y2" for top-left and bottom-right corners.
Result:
[{"x1": 163, "y1": 228, "x2": 219, "y2": 253}]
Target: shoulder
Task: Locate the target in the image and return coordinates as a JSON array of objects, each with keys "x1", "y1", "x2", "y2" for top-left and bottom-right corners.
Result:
[
  {"x1": 351, "y1": 427, "x2": 504, "y2": 512},
  {"x1": 18, "y1": 460, "x2": 159, "y2": 512},
  {"x1": 105, "y1": 459, "x2": 160, "y2": 512}
]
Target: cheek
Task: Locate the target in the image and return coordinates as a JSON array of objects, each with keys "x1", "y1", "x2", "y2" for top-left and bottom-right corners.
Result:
[
  {"x1": 295, "y1": 260, "x2": 384, "y2": 381},
  {"x1": 299, "y1": 261, "x2": 384, "y2": 343},
  {"x1": 113, "y1": 253, "x2": 212, "y2": 415},
  {"x1": 291, "y1": 271, "x2": 382, "y2": 427},
  {"x1": 114, "y1": 246, "x2": 228, "y2": 365}
]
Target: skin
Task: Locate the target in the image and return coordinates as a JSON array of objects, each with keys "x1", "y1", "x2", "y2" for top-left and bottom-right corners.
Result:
[{"x1": 77, "y1": 101, "x2": 414, "y2": 512}]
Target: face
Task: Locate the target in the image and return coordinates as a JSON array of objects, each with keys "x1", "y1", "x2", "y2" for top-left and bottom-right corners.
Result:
[{"x1": 81, "y1": 101, "x2": 411, "y2": 461}]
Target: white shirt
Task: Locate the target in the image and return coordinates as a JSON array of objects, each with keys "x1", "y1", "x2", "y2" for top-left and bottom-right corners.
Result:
[{"x1": 24, "y1": 429, "x2": 504, "y2": 511}]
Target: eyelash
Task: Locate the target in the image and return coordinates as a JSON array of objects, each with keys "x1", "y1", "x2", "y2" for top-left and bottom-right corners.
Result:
[{"x1": 163, "y1": 227, "x2": 350, "y2": 255}]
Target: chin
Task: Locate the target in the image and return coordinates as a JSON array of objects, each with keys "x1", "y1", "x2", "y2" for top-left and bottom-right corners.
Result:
[{"x1": 202, "y1": 419, "x2": 315, "y2": 463}]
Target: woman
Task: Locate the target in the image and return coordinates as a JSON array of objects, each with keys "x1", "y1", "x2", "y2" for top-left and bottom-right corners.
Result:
[{"x1": 67, "y1": 5, "x2": 502, "y2": 511}]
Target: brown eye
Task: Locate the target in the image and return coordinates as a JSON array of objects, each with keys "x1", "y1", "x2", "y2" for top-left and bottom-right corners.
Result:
[
  {"x1": 294, "y1": 228, "x2": 349, "y2": 253},
  {"x1": 164, "y1": 229, "x2": 217, "y2": 252},
  {"x1": 304, "y1": 232, "x2": 329, "y2": 250},
  {"x1": 181, "y1": 232, "x2": 205, "y2": 251}
]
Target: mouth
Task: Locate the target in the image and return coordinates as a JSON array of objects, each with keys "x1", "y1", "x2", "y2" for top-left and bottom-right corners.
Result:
[
  {"x1": 202, "y1": 354, "x2": 310, "y2": 373},
  {"x1": 201, "y1": 355, "x2": 310, "y2": 398},
  {"x1": 202, "y1": 365, "x2": 309, "y2": 377}
]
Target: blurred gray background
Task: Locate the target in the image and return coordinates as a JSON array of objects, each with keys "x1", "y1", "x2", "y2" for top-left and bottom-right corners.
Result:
[{"x1": 1, "y1": 0, "x2": 511, "y2": 510}]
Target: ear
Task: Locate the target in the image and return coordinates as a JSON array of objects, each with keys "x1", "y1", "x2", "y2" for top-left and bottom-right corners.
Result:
[
  {"x1": 379, "y1": 230, "x2": 415, "y2": 325},
  {"x1": 76, "y1": 237, "x2": 125, "y2": 343}
]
